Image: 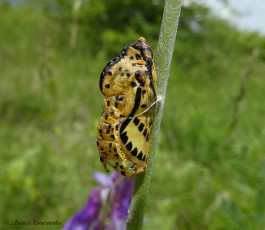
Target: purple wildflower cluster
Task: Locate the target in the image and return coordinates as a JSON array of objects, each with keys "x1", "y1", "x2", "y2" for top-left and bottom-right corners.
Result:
[{"x1": 62, "y1": 172, "x2": 134, "y2": 230}]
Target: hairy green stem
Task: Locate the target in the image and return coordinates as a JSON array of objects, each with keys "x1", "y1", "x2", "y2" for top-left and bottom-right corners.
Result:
[{"x1": 126, "y1": 0, "x2": 182, "y2": 229}]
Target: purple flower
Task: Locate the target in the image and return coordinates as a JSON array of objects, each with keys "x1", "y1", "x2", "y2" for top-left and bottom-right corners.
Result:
[
  {"x1": 94, "y1": 172, "x2": 113, "y2": 188},
  {"x1": 111, "y1": 176, "x2": 134, "y2": 220},
  {"x1": 62, "y1": 187, "x2": 102, "y2": 230},
  {"x1": 62, "y1": 172, "x2": 134, "y2": 230}
]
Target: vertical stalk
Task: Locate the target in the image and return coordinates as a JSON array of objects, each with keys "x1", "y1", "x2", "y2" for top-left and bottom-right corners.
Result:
[
  {"x1": 70, "y1": 0, "x2": 83, "y2": 52},
  {"x1": 225, "y1": 47, "x2": 259, "y2": 146},
  {"x1": 126, "y1": 0, "x2": 182, "y2": 229}
]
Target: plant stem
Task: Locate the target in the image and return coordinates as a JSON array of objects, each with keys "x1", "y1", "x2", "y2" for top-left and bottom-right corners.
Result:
[
  {"x1": 225, "y1": 47, "x2": 259, "y2": 146},
  {"x1": 126, "y1": 0, "x2": 182, "y2": 229}
]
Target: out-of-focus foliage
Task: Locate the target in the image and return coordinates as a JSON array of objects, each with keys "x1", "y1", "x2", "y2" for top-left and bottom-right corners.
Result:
[{"x1": 0, "y1": 0, "x2": 265, "y2": 229}]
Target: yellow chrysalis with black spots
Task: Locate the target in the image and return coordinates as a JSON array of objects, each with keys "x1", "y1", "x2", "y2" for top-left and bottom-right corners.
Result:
[{"x1": 97, "y1": 37, "x2": 157, "y2": 177}]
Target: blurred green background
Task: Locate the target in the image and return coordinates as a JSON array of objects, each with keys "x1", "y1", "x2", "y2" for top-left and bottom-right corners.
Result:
[{"x1": 0, "y1": 0, "x2": 265, "y2": 229}]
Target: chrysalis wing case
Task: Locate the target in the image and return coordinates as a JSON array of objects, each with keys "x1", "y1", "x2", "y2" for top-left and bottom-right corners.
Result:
[{"x1": 97, "y1": 37, "x2": 157, "y2": 177}]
